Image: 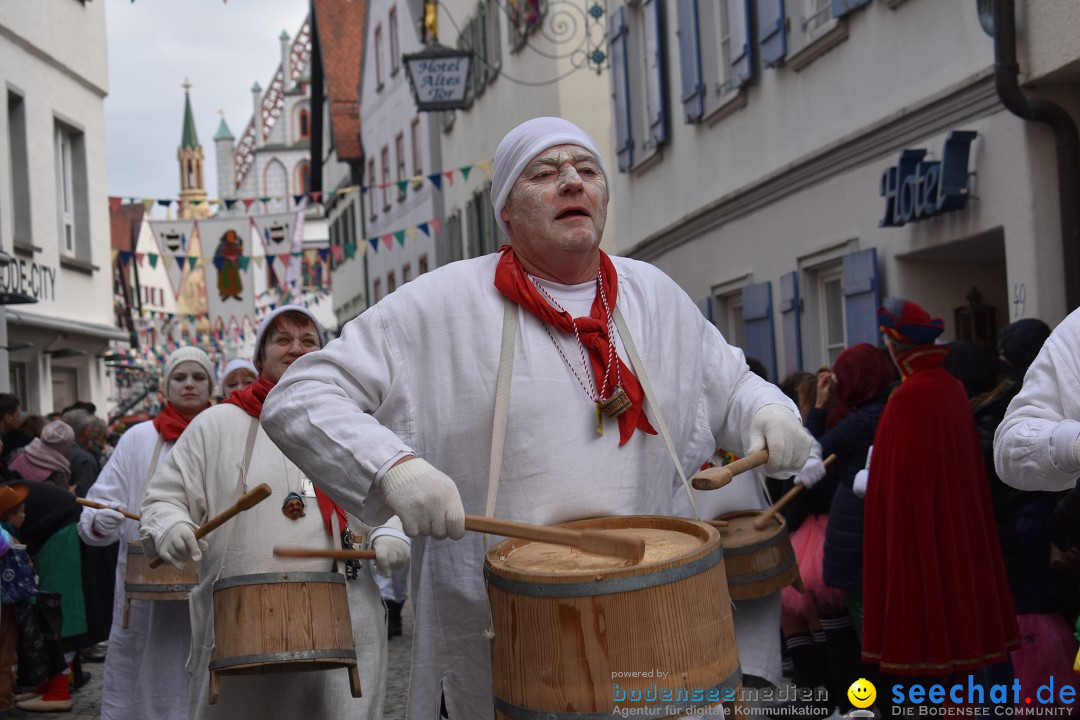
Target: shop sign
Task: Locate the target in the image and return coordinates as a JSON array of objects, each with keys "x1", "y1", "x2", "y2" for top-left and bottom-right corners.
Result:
[
  {"x1": 880, "y1": 130, "x2": 977, "y2": 227},
  {"x1": 0, "y1": 258, "x2": 56, "y2": 301}
]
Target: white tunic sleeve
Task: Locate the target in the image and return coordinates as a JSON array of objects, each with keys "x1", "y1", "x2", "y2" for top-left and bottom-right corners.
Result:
[
  {"x1": 994, "y1": 308, "x2": 1080, "y2": 491},
  {"x1": 262, "y1": 302, "x2": 416, "y2": 525},
  {"x1": 78, "y1": 426, "x2": 141, "y2": 546}
]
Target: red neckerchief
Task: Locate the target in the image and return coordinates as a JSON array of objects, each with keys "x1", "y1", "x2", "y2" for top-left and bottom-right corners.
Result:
[
  {"x1": 225, "y1": 375, "x2": 347, "y2": 537},
  {"x1": 152, "y1": 401, "x2": 207, "y2": 442},
  {"x1": 494, "y1": 245, "x2": 656, "y2": 445}
]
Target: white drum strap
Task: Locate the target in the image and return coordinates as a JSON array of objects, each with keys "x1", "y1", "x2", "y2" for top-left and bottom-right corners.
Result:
[
  {"x1": 211, "y1": 417, "x2": 261, "y2": 585},
  {"x1": 144, "y1": 435, "x2": 165, "y2": 487},
  {"x1": 612, "y1": 306, "x2": 702, "y2": 522},
  {"x1": 485, "y1": 299, "x2": 519, "y2": 522}
]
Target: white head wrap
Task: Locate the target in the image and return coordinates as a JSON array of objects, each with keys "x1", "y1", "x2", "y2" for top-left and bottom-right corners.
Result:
[
  {"x1": 491, "y1": 117, "x2": 609, "y2": 237},
  {"x1": 220, "y1": 358, "x2": 257, "y2": 392},
  {"x1": 253, "y1": 304, "x2": 325, "y2": 372},
  {"x1": 162, "y1": 346, "x2": 215, "y2": 388}
]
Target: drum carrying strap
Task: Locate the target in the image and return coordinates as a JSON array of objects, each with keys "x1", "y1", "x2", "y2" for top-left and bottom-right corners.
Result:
[
  {"x1": 210, "y1": 417, "x2": 262, "y2": 586},
  {"x1": 612, "y1": 306, "x2": 702, "y2": 522}
]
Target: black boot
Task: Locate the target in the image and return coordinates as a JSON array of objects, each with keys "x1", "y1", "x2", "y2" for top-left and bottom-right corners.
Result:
[
  {"x1": 386, "y1": 600, "x2": 403, "y2": 639},
  {"x1": 821, "y1": 612, "x2": 863, "y2": 713}
]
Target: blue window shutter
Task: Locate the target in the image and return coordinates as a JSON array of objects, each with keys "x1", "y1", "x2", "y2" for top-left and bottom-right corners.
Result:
[
  {"x1": 832, "y1": 0, "x2": 870, "y2": 19},
  {"x1": 780, "y1": 271, "x2": 802, "y2": 377},
  {"x1": 676, "y1": 0, "x2": 704, "y2": 124},
  {"x1": 742, "y1": 281, "x2": 777, "y2": 383},
  {"x1": 728, "y1": 0, "x2": 752, "y2": 88},
  {"x1": 643, "y1": 0, "x2": 667, "y2": 147},
  {"x1": 609, "y1": 6, "x2": 633, "y2": 171},
  {"x1": 842, "y1": 248, "x2": 881, "y2": 348},
  {"x1": 758, "y1": 0, "x2": 787, "y2": 68}
]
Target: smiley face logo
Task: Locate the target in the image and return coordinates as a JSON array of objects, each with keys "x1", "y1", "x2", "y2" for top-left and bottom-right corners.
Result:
[{"x1": 848, "y1": 678, "x2": 876, "y2": 709}]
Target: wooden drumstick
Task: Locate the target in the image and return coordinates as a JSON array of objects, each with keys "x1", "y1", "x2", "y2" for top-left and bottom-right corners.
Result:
[
  {"x1": 274, "y1": 547, "x2": 377, "y2": 560},
  {"x1": 464, "y1": 515, "x2": 646, "y2": 563},
  {"x1": 75, "y1": 497, "x2": 140, "y2": 521},
  {"x1": 691, "y1": 448, "x2": 769, "y2": 491},
  {"x1": 706, "y1": 519, "x2": 729, "y2": 528},
  {"x1": 751, "y1": 454, "x2": 837, "y2": 530},
  {"x1": 149, "y1": 483, "x2": 273, "y2": 568}
]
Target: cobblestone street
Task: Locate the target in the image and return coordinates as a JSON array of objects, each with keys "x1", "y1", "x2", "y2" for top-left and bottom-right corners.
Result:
[{"x1": 8, "y1": 599, "x2": 414, "y2": 720}]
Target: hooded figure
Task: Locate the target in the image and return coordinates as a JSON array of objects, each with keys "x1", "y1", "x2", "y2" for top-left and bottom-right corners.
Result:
[{"x1": 862, "y1": 298, "x2": 1019, "y2": 678}]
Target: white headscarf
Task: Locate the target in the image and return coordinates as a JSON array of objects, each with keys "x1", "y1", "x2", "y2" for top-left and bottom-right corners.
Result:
[{"x1": 491, "y1": 117, "x2": 609, "y2": 236}]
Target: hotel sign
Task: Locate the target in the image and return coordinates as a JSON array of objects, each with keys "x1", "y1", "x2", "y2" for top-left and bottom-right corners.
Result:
[{"x1": 880, "y1": 130, "x2": 977, "y2": 227}]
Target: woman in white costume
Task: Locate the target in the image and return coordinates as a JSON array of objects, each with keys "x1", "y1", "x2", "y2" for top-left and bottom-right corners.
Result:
[
  {"x1": 77, "y1": 346, "x2": 214, "y2": 720},
  {"x1": 141, "y1": 306, "x2": 409, "y2": 720}
]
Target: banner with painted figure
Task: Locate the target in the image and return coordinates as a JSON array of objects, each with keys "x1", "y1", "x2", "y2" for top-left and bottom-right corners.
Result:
[
  {"x1": 175, "y1": 224, "x2": 208, "y2": 318},
  {"x1": 198, "y1": 216, "x2": 256, "y2": 334}
]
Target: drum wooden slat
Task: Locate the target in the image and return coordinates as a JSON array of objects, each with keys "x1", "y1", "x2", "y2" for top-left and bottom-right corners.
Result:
[
  {"x1": 485, "y1": 516, "x2": 741, "y2": 719},
  {"x1": 124, "y1": 541, "x2": 198, "y2": 601},
  {"x1": 209, "y1": 572, "x2": 356, "y2": 676},
  {"x1": 713, "y1": 510, "x2": 800, "y2": 601}
]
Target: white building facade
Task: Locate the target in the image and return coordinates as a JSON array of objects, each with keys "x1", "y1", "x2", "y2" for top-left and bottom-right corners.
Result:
[
  {"x1": 609, "y1": 0, "x2": 1080, "y2": 381},
  {"x1": 428, "y1": 0, "x2": 620, "y2": 264},
  {"x1": 358, "y1": 0, "x2": 444, "y2": 308},
  {"x1": 0, "y1": 0, "x2": 125, "y2": 413}
]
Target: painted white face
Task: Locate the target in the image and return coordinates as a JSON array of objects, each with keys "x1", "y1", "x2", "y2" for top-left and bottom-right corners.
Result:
[
  {"x1": 501, "y1": 144, "x2": 608, "y2": 267},
  {"x1": 260, "y1": 317, "x2": 320, "y2": 384},
  {"x1": 167, "y1": 361, "x2": 211, "y2": 418}
]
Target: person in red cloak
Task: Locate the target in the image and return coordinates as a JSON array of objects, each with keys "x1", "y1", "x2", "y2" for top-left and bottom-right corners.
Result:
[{"x1": 862, "y1": 297, "x2": 1019, "y2": 683}]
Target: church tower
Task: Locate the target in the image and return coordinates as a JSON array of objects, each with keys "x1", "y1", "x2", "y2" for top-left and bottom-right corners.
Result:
[{"x1": 177, "y1": 80, "x2": 211, "y2": 219}]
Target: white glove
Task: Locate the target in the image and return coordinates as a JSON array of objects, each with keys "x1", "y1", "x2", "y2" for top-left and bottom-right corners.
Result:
[
  {"x1": 92, "y1": 508, "x2": 126, "y2": 537},
  {"x1": 794, "y1": 457, "x2": 827, "y2": 488},
  {"x1": 748, "y1": 404, "x2": 813, "y2": 476},
  {"x1": 853, "y1": 446, "x2": 872, "y2": 498},
  {"x1": 381, "y1": 458, "x2": 466, "y2": 540},
  {"x1": 373, "y1": 534, "x2": 411, "y2": 577},
  {"x1": 157, "y1": 522, "x2": 208, "y2": 568}
]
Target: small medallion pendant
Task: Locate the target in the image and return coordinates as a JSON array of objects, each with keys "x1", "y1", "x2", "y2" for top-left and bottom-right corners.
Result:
[{"x1": 600, "y1": 386, "x2": 631, "y2": 418}]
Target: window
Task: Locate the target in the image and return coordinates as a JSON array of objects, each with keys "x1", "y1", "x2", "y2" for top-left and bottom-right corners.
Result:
[
  {"x1": 419, "y1": 254, "x2": 429, "y2": 275},
  {"x1": 402, "y1": 263, "x2": 411, "y2": 284},
  {"x1": 7, "y1": 92, "x2": 32, "y2": 248},
  {"x1": 714, "y1": 290, "x2": 744, "y2": 350},
  {"x1": 296, "y1": 161, "x2": 310, "y2": 195},
  {"x1": 373, "y1": 277, "x2": 382, "y2": 302},
  {"x1": 389, "y1": 7, "x2": 400, "y2": 74},
  {"x1": 675, "y1": 0, "x2": 751, "y2": 126},
  {"x1": 395, "y1": 132, "x2": 406, "y2": 202},
  {"x1": 298, "y1": 108, "x2": 310, "y2": 140},
  {"x1": 804, "y1": 0, "x2": 832, "y2": 38},
  {"x1": 54, "y1": 120, "x2": 88, "y2": 259},
  {"x1": 447, "y1": 211, "x2": 463, "y2": 262},
  {"x1": 387, "y1": 270, "x2": 397, "y2": 294},
  {"x1": 819, "y1": 266, "x2": 847, "y2": 364},
  {"x1": 380, "y1": 145, "x2": 391, "y2": 211},
  {"x1": 410, "y1": 117, "x2": 423, "y2": 176},
  {"x1": 508, "y1": 0, "x2": 544, "y2": 51},
  {"x1": 609, "y1": 0, "x2": 668, "y2": 172},
  {"x1": 367, "y1": 158, "x2": 377, "y2": 219},
  {"x1": 466, "y1": 185, "x2": 497, "y2": 258},
  {"x1": 374, "y1": 24, "x2": 384, "y2": 89}
]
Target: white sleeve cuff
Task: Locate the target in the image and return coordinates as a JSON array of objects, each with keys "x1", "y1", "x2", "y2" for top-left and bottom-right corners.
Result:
[
  {"x1": 373, "y1": 451, "x2": 414, "y2": 488},
  {"x1": 1049, "y1": 420, "x2": 1080, "y2": 474},
  {"x1": 369, "y1": 525, "x2": 411, "y2": 546}
]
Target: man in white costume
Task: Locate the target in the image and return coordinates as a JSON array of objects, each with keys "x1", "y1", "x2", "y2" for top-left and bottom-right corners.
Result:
[
  {"x1": 77, "y1": 346, "x2": 215, "y2": 720},
  {"x1": 995, "y1": 307, "x2": 1080, "y2": 491},
  {"x1": 140, "y1": 306, "x2": 410, "y2": 720},
  {"x1": 261, "y1": 117, "x2": 810, "y2": 718}
]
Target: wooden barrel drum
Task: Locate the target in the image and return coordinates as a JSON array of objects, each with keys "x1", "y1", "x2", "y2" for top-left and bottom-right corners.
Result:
[
  {"x1": 123, "y1": 540, "x2": 198, "y2": 629},
  {"x1": 485, "y1": 515, "x2": 742, "y2": 719},
  {"x1": 713, "y1": 510, "x2": 800, "y2": 601},
  {"x1": 207, "y1": 572, "x2": 362, "y2": 704}
]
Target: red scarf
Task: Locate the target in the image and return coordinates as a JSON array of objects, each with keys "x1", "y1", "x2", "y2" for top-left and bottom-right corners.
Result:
[
  {"x1": 152, "y1": 401, "x2": 207, "y2": 442},
  {"x1": 494, "y1": 246, "x2": 656, "y2": 445},
  {"x1": 225, "y1": 375, "x2": 347, "y2": 537}
]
